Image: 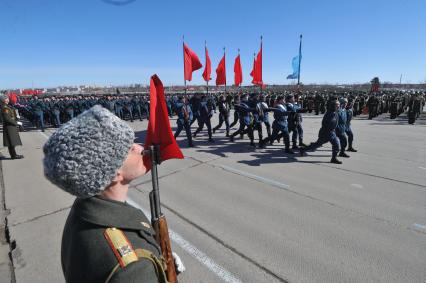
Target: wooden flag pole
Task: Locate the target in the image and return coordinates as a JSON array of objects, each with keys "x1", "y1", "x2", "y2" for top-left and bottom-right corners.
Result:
[
  {"x1": 297, "y1": 34, "x2": 302, "y2": 87},
  {"x1": 182, "y1": 35, "x2": 187, "y2": 96},
  {"x1": 205, "y1": 40, "x2": 209, "y2": 96},
  {"x1": 224, "y1": 47, "x2": 226, "y2": 93},
  {"x1": 260, "y1": 35, "x2": 263, "y2": 96}
]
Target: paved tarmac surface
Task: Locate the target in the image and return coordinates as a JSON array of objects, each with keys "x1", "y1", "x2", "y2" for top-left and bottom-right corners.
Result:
[{"x1": 1, "y1": 110, "x2": 425, "y2": 283}]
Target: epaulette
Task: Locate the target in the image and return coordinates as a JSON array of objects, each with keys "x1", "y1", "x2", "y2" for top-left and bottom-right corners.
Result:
[
  {"x1": 104, "y1": 228, "x2": 138, "y2": 268},
  {"x1": 104, "y1": 228, "x2": 168, "y2": 283}
]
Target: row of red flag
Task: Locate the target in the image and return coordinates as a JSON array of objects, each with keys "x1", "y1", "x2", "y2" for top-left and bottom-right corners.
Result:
[{"x1": 183, "y1": 42, "x2": 263, "y2": 87}]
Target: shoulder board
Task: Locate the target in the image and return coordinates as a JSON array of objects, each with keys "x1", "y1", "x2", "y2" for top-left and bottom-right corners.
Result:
[
  {"x1": 104, "y1": 228, "x2": 138, "y2": 268},
  {"x1": 3, "y1": 107, "x2": 10, "y2": 114}
]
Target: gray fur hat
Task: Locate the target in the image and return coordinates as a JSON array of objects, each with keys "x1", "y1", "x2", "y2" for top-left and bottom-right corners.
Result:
[{"x1": 43, "y1": 105, "x2": 135, "y2": 198}]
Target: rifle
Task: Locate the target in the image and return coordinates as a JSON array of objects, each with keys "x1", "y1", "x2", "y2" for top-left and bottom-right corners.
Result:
[{"x1": 144, "y1": 145, "x2": 178, "y2": 283}]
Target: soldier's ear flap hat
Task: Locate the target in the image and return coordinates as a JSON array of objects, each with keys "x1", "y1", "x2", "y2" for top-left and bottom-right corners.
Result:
[
  {"x1": 43, "y1": 105, "x2": 135, "y2": 198},
  {"x1": 0, "y1": 95, "x2": 7, "y2": 103}
]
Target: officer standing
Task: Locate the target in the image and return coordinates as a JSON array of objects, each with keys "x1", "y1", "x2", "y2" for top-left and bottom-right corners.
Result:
[{"x1": 1, "y1": 95, "x2": 24, "y2": 159}]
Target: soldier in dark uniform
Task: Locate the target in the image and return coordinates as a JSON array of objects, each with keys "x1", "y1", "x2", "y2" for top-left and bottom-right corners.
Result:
[
  {"x1": 336, "y1": 98, "x2": 350, "y2": 158},
  {"x1": 192, "y1": 95, "x2": 214, "y2": 142},
  {"x1": 213, "y1": 95, "x2": 230, "y2": 137},
  {"x1": 43, "y1": 106, "x2": 184, "y2": 283},
  {"x1": 345, "y1": 99, "x2": 357, "y2": 152},
  {"x1": 229, "y1": 95, "x2": 241, "y2": 128},
  {"x1": 30, "y1": 95, "x2": 45, "y2": 131},
  {"x1": 174, "y1": 96, "x2": 194, "y2": 147},
  {"x1": 300, "y1": 99, "x2": 342, "y2": 164},
  {"x1": 1, "y1": 95, "x2": 23, "y2": 159},
  {"x1": 229, "y1": 94, "x2": 255, "y2": 147},
  {"x1": 259, "y1": 96, "x2": 293, "y2": 153}
]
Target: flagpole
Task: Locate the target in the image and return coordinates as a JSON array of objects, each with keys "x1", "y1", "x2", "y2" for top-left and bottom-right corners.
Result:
[
  {"x1": 252, "y1": 52, "x2": 256, "y2": 92},
  {"x1": 205, "y1": 40, "x2": 209, "y2": 96},
  {"x1": 297, "y1": 34, "x2": 302, "y2": 87},
  {"x1": 260, "y1": 35, "x2": 263, "y2": 96},
  {"x1": 238, "y1": 48, "x2": 241, "y2": 90},
  {"x1": 224, "y1": 46, "x2": 226, "y2": 93},
  {"x1": 182, "y1": 35, "x2": 187, "y2": 96}
]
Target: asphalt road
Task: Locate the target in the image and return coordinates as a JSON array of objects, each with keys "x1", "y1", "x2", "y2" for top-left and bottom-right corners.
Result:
[{"x1": 1, "y1": 110, "x2": 425, "y2": 283}]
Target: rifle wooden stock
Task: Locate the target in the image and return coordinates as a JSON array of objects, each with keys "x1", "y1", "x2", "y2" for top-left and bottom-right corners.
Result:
[{"x1": 154, "y1": 215, "x2": 177, "y2": 283}]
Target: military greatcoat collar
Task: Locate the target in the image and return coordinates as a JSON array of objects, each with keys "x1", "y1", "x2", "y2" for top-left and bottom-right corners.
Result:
[{"x1": 72, "y1": 196, "x2": 154, "y2": 235}]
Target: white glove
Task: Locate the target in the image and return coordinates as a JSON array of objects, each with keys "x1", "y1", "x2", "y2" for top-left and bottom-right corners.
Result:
[
  {"x1": 172, "y1": 252, "x2": 186, "y2": 274},
  {"x1": 17, "y1": 121, "x2": 23, "y2": 126}
]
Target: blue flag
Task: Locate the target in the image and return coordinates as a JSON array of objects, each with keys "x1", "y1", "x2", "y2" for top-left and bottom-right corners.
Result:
[{"x1": 286, "y1": 55, "x2": 301, "y2": 79}]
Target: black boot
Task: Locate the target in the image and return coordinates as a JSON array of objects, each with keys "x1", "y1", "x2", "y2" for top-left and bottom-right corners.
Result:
[
  {"x1": 330, "y1": 157, "x2": 342, "y2": 164},
  {"x1": 299, "y1": 141, "x2": 307, "y2": 147},
  {"x1": 285, "y1": 148, "x2": 295, "y2": 154},
  {"x1": 347, "y1": 146, "x2": 357, "y2": 152},
  {"x1": 339, "y1": 152, "x2": 350, "y2": 158}
]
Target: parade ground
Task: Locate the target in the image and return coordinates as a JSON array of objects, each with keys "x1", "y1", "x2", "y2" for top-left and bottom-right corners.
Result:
[{"x1": 1, "y1": 111, "x2": 425, "y2": 283}]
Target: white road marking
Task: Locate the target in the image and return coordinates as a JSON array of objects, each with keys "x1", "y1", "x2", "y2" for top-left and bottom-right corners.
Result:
[
  {"x1": 217, "y1": 164, "x2": 290, "y2": 189},
  {"x1": 126, "y1": 198, "x2": 243, "y2": 283},
  {"x1": 350, "y1": 184, "x2": 364, "y2": 189},
  {"x1": 413, "y1": 223, "x2": 426, "y2": 233},
  {"x1": 40, "y1": 131, "x2": 50, "y2": 139},
  {"x1": 419, "y1": 167, "x2": 426, "y2": 170}
]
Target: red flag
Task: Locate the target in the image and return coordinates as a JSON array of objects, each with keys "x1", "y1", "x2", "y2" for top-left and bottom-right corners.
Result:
[
  {"x1": 183, "y1": 44, "x2": 202, "y2": 81},
  {"x1": 143, "y1": 75, "x2": 184, "y2": 171},
  {"x1": 250, "y1": 44, "x2": 263, "y2": 86},
  {"x1": 202, "y1": 46, "x2": 211, "y2": 82},
  {"x1": 215, "y1": 54, "x2": 226, "y2": 86},
  {"x1": 234, "y1": 54, "x2": 242, "y2": 86}
]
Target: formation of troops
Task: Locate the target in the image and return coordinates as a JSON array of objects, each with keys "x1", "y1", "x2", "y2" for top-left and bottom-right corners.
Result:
[{"x1": 2, "y1": 89, "x2": 425, "y2": 163}]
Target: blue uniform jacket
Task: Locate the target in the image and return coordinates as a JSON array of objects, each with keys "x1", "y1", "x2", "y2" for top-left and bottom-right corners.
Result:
[
  {"x1": 336, "y1": 108, "x2": 347, "y2": 134},
  {"x1": 319, "y1": 111, "x2": 338, "y2": 138},
  {"x1": 175, "y1": 101, "x2": 193, "y2": 122},
  {"x1": 272, "y1": 104, "x2": 291, "y2": 130},
  {"x1": 235, "y1": 102, "x2": 254, "y2": 126}
]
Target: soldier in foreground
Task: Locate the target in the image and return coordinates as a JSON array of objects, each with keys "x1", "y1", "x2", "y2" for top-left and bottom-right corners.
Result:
[{"x1": 43, "y1": 106, "x2": 184, "y2": 282}]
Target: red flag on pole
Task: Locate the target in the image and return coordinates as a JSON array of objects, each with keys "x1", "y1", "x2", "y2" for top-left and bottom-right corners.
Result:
[
  {"x1": 250, "y1": 43, "x2": 263, "y2": 86},
  {"x1": 183, "y1": 44, "x2": 202, "y2": 81},
  {"x1": 215, "y1": 54, "x2": 226, "y2": 86},
  {"x1": 234, "y1": 54, "x2": 242, "y2": 86},
  {"x1": 202, "y1": 46, "x2": 211, "y2": 82},
  {"x1": 143, "y1": 75, "x2": 184, "y2": 171}
]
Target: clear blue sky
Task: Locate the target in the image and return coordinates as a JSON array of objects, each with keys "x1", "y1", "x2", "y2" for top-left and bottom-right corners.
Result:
[{"x1": 0, "y1": 0, "x2": 425, "y2": 88}]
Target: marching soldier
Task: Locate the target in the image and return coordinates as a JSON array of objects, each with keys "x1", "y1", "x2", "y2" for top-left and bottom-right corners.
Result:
[
  {"x1": 174, "y1": 96, "x2": 194, "y2": 147},
  {"x1": 192, "y1": 95, "x2": 214, "y2": 142},
  {"x1": 213, "y1": 94, "x2": 231, "y2": 137},
  {"x1": 336, "y1": 98, "x2": 350, "y2": 158},
  {"x1": 300, "y1": 99, "x2": 342, "y2": 164}
]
